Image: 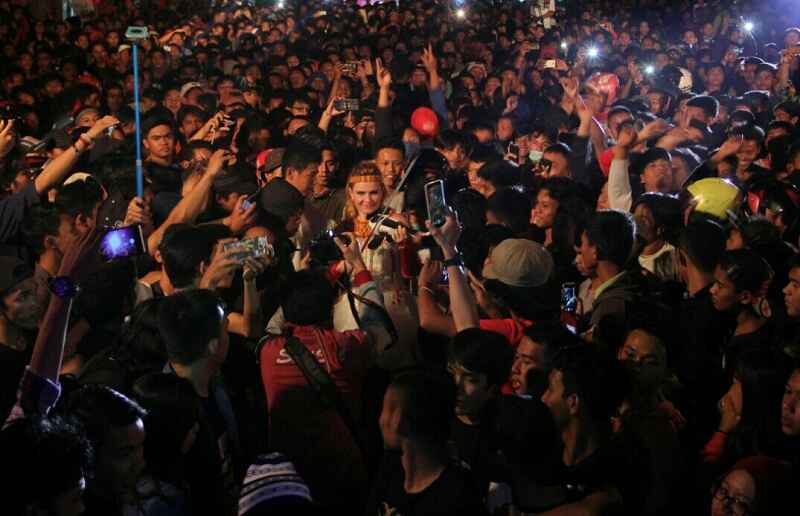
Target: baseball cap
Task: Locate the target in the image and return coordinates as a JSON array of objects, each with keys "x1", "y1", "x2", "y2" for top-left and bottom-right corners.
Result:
[
  {"x1": 180, "y1": 82, "x2": 204, "y2": 99},
  {"x1": 0, "y1": 257, "x2": 33, "y2": 295},
  {"x1": 482, "y1": 239, "x2": 554, "y2": 288},
  {"x1": 256, "y1": 148, "x2": 286, "y2": 174}
]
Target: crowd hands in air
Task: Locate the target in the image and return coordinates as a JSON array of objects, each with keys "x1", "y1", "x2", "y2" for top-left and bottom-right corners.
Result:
[{"x1": 3, "y1": 0, "x2": 800, "y2": 514}]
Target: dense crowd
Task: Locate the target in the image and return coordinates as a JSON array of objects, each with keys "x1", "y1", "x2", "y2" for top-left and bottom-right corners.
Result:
[{"x1": 2, "y1": 0, "x2": 800, "y2": 514}]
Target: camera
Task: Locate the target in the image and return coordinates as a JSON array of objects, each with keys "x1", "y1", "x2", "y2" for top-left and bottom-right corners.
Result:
[
  {"x1": 334, "y1": 98, "x2": 360, "y2": 112},
  {"x1": 308, "y1": 230, "x2": 351, "y2": 267}
]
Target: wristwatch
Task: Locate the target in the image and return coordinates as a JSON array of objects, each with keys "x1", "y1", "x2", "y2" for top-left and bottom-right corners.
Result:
[
  {"x1": 48, "y1": 276, "x2": 81, "y2": 300},
  {"x1": 442, "y1": 254, "x2": 464, "y2": 269}
]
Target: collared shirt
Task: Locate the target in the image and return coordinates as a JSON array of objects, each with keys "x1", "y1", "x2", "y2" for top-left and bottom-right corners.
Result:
[{"x1": 594, "y1": 271, "x2": 626, "y2": 301}]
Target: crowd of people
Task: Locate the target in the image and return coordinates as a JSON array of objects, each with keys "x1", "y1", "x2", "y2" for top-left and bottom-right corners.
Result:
[{"x1": 2, "y1": 0, "x2": 800, "y2": 514}]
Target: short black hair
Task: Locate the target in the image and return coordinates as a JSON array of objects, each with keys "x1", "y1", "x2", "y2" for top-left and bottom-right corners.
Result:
[
  {"x1": 158, "y1": 224, "x2": 215, "y2": 288},
  {"x1": 632, "y1": 192, "x2": 683, "y2": 243},
  {"x1": 450, "y1": 187, "x2": 487, "y2": 231},
  {"x1": 67, "y1": 384, "x2": 146, "y2": 449},
  {"x1": 281, "y1": 140, "x2": 322, "y2": 173},
  {"x1": 0, "y1": 415, "x2": 92, "y2": 514},
  {"x1": 678, "y1": 219, "x2": 726, "y2": 274},
  {"x1": 374, "y1": 137, "x2": 405, "y2": 157},
  {"x1": 686, "y1": 95, "x2": 720, "y2": 119},
  {"x1": 521, "y1": 321, "x2": 581, "y2": 370},
  {"x1": 718, "y1": 249, "x2": 773, "y2": 294},
  {"x1": 551, "y1": 345, "x2": 627, "y2": 427},
  {"x1": 477, "y1": 159, "x2": 521, "y2": 189},
  {"x1": 55, "y1": 178, "x2": 104, "y2": 219},
  {"x1": 391, "y1": 370, "x2": 456, "y2": 445},
  {"x1": 487, "y1": 187, "x2": 532, "y2": 234},
  {"x1": 282, "y1": 270, "x2": 336, "y2": 326},
  {"x1": 142, "y1": 115, "x2": 176, "y2": 139},
  {"x1": 544, "y1": 142, "x2": 572, "y2": 160},
  {"x1": 434, "y1": 129, "x2": 474, "y2": 157},
  {"x1": 448, "y1": 328, "x2": 514, "y2": 388},
  {"x1": 584, "y1": 210, "x2": 636, "y2": 268},
  {"x1": 158, "y1": 289, "x2": 225, "y2": 365}
]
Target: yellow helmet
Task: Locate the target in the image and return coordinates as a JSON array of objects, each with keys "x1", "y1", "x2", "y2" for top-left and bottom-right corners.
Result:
[{"x1": 685, "y1": 178, "x2": 743, "y2": 221}]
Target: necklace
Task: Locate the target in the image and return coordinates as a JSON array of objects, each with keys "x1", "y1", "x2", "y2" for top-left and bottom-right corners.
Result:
[{"x1": 354, "y1": 218, "x2": 372, "y2": 238}]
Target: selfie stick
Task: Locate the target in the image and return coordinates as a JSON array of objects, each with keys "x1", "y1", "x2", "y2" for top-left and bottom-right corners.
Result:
[
  {"x1": 126, "y1": 26, "x2": 149, "y2": 198},
  {"x1": 132, "y1": 44, "x2": 144, "y2": 198}
]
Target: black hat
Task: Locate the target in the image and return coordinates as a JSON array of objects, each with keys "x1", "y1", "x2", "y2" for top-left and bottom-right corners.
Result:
[{"x1": 258, "y1": 178, "x2": 305, "y2": 223}]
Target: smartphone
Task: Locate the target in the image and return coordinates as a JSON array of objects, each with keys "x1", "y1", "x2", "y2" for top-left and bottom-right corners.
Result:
[
  {"x1": 341, "y1": 62, "x2": 358, "y2": 74},
  {"x1": 163, "y1": 45, "x2": 172, "y2": 52},
  {"x1": 544, "y1": 59, "x2": 557, "y2": 69},
  {"x1": 335, "y1": 98, "x2": 360, "y2": 111},
  {"x1": 100, "y1": 225, "x2": 146, "y2": 261},
  {"x1": 440, "y1": 267, "x2": 449, "y2": 285},
  {"x1": 241, "y1": 190, "x2": 259, "y2": 211},
  {"x1": 222, "y1": 236, "x2": 274, "y2": 261},
  {"x1": 508, "y1": 142, "x2": 520, "y2": 157},
  {"x1": 561, "y1": 282, "x2": 577, "y2": 313},
  {"x1": 424, "y1": 179, "x2": 448, "y2": 227}
]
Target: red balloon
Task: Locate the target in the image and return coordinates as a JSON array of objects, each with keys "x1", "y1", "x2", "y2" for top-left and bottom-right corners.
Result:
[{"x1": 411, "y1": 107, "x2": 440, "y2": 138}]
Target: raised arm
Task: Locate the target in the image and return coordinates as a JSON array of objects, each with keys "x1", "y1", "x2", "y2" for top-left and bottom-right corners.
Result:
[
  {"x1": 428, "y1": 211, "x2": 479, "y2": 331},
  {"x1": 417, "y1": 260, "x2": 457, "y2": 337},
  {"x1": 147, "y1": 149, "x2": 231, "y2": 255},
  {"x1": 608, "y1": 124, "x2": 637, "y2": 212},
  {"x1": 35, "y1": 116, "x2": 119, "y2": 195}
]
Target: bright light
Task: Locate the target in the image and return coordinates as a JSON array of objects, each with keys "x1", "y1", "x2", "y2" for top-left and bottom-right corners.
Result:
[
  {"x1": 587, "y1": 47, "x2": 599, "y2": 58},
  {"x1": 277, "y1": 0, "x2": 284, "y2": 8},
  {"x1": 561, "y1": 41, "x2": 568, "y2": 50},
  {"x1": 743, "y1": 20, "x2": 754, "y2": 32},
  {"x1": 645, "y1": 65, "x2": 655, "y2": 75},
  {"x1": 456, "y1": 8, "x2": 466, "y2": 19}
]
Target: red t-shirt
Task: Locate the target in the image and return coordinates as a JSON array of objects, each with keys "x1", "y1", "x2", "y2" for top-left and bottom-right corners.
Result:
[
  {"x1": 479, "y1": 318, "x2": 533, "y2": 346},
  {"x1": 260, "y1": 325, "x2": 370, "y2": 504},
  {"x1": 478, "y1": 318, "x2": 533, "y2": 395}
]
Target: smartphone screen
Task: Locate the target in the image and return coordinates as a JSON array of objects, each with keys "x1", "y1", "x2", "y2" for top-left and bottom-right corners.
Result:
[
  {"x1": 561, "y1": 282, "x2": 577, "y2": 313},
  {"x1": 424, "y1": 179, "x2": 447, "y2": 227},
  {"x1": 241, "y1": 189, "x2": 260, "y2": 211},
  {"x1": 222, "y1": 236, "x2": 274, "y2": 261},
  {"x1": 100, "y1": 225, "x2": 146, "y2": 261}
]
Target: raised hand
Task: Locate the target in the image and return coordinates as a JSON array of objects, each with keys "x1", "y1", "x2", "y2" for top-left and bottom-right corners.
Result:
[
  {"x1": 376, "y1": 58, "x2": 392, "y2": 89},
  {"x1": 86, "y1": 115, "x2": 121, "y2": 139},
  {"x1": 638, "y1": 118, "x2": 671, "y2": 141},
  {"x1": 123, "y1": 196, "x2": 154, "y2": 236},
  {"x1": 207, "y1": 148, "x2": 233, "y2": 177},
  {"x1": 575, "y1": 95, "x2": 594, "y2": 124},
  {"x1": 713, "y1": 134, "x2": 744, "y2": 162},
  {"x1": 616, "y1": 124, "x2": 638, "y2": 149},
  {"x1": 418, "y1": 260, "x2": 443, "y2": 290},
  {"x1": 225, "y1": 194, "x2": 258, "y2": 235},
  {"x1": 421, "y1": 44, "x2": 438, "y2": 75},
  {"x1": 427, "y1": 209, "x2": 461, "y2": 259}
]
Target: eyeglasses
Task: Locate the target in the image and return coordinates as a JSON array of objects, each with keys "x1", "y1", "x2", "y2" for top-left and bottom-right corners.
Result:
[{"x1": 713, "y1": 482, "x2": 753, "y2": 516}]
